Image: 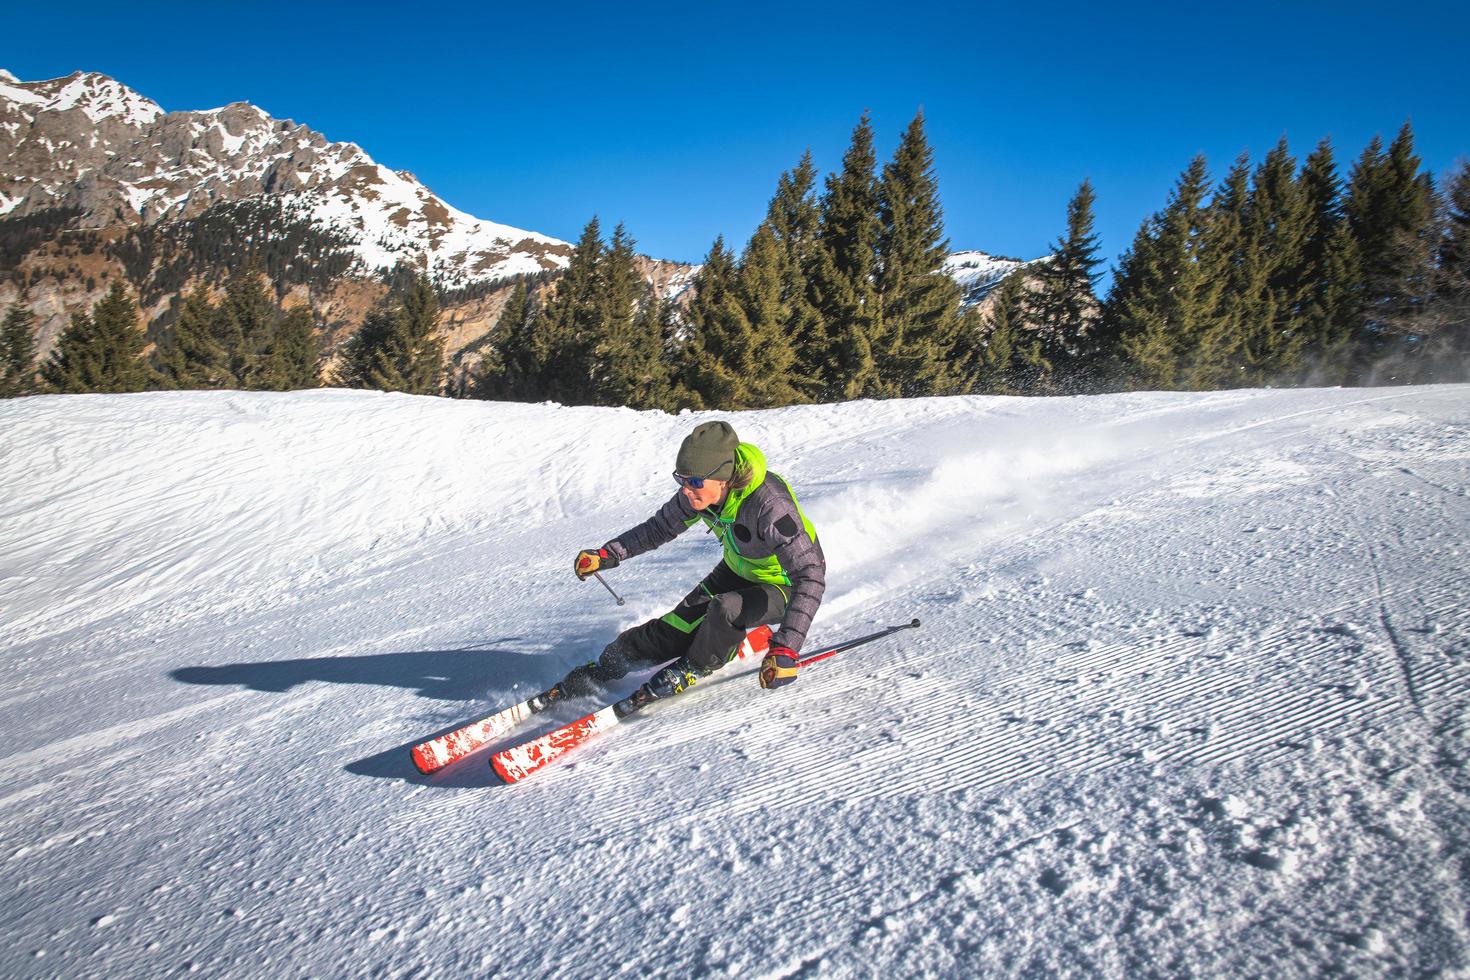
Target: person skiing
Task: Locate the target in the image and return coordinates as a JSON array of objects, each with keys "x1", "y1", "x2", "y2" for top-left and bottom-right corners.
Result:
[{"x1": 541, "y1": 420, "x2": 825, "y2": 708}]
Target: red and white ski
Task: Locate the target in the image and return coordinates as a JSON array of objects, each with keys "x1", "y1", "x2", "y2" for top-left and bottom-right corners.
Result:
[
  {"x1": 490, "y1": 626, "x2": 773, "y2": 783},
  {"x1": 411, "y1": 697, "x2": 545, "y2": 774}
]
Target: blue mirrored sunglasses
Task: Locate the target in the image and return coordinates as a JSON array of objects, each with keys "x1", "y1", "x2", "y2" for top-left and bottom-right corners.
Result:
[{"x1": 673, "y1": 465, "x2": 725, "y2": 489}]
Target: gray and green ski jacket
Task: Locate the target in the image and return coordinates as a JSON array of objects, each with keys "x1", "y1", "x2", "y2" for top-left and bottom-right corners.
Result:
[{"x1": 604, "y1": 442, "x2": 825, "y2": 653}]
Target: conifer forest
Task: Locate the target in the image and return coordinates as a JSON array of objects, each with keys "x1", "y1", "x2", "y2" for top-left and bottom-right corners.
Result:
[{"x1": 3, "y1": 115, "x2": 1467, "y2": 405}]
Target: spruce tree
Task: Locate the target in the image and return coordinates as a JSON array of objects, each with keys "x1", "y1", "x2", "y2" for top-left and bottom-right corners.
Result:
[
  {"x1": 1421, "y1": 161, "x2": 1470, "y2": 380},
  {"x1": 596, "y1": 223, "x2": 666, "y2": 408},
  {"x1": 1027, "y1": 179, "x2": 1104, "y2": 392},
  {"x1": 392, "y1": 272, "x2": 446, "y2": 394},
  {"x1": 260, "y1": 305, "x2": 322, "y2": 390},
  {"x1": 965, "y1": 270, "x2": 1043, "y2": 394},
  {"x1": 1242, "y1": 138, "x2": 1311, "y2": 383},
  {"x1": 1294, "y1": 140, "x2": 1363, "y2": 383},
  {"x1": 476, "y1": 279, "x2": 532, "y2": 399},
  {"x1": 766, "y1": 151, "x2": 828, "y2": 400},
  {"x1": 874, "y1": 111, "x2": 964, "y2": 396},
  {"x1": 1092, "y1": 222, "x2": 1151, "y2": 391},
  {"x1": 626, "y1": 290, "x2": 676, "y2": 411},
  {"x1": 216, "y1": 267, "x2": 277, "y2": 389},
  {"x1": 41, "y1": 281, "x2": 150, "y2": 393},
  {"x1": 1189, "y1": 155, "x2": 1252, "y2": 389},
  {"x1": 699, "y1": 224, "x2": 802, "y2": 409},
  {"x1": 534, "y1": 217, "x2": 605, "y2": 403},
  {"x1": 683, "y1": 236, "x2": 740, "y2": 408},
  {"x1": 813, "y1": 113, "x2": 881, "y2": 399},
  {"x1": 336, "y1": 271, "x2": 445, "y2": 394},
  {"x1": 1111, "y1": 156, "x2": 1217, "y2": 390},
  {"x1": 1, "y1": 303, "x2": 38, "y2": 397},
  {"x1": 155, "y1": 287, "x2": 231, "y2": 389},
  {"x1": 659, "y1": 292, "x2": 704, "y2": 412},
  {"x1": 335, "y1": 302, "x2": 396, "y2": 389},
  {"x1": 1345, "y1": 124, "x2": 1438, "y2": 381}
]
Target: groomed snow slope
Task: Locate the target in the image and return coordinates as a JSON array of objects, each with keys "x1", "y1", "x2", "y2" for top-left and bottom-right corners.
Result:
[{"x1": 1, "y1": 386, "x2": 1468, "y2": 977}]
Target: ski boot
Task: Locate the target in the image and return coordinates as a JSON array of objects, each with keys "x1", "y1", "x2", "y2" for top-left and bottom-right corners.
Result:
[
  {"x1": 614, "y1": 657, "x2": 712, "y2": 718},
  {"x1": 526, "y1": 683, "x2": 565, "y2": 714}
]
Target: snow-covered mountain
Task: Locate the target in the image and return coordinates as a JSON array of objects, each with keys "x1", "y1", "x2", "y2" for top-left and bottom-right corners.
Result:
[
  {"x1": 945, "y1": 248, "x2": 1039, "y2": 305},
  {"x1": 2, "y1": 67, "x2": 1035, "y2": 368},
  {"x1": 1, "y1": 386, "x2": 1466, "y2": 974},
  {"x1": 0, "y1": 69, "x2": 571, "y2": 289}
]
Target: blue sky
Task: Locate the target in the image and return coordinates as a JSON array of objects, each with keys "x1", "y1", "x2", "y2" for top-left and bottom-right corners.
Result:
[{"x1": 5, "y1": 1, "x2": 1469, "y2": 284}]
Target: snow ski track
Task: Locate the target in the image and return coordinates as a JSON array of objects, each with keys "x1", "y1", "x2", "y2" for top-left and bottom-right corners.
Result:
[{"x1": 452, "y1": 576, "x2": 1469, "y2": 845}]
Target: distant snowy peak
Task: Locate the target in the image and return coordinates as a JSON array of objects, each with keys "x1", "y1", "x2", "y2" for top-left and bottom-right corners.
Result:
[
  {"x1": 0, "y1": 69, "x2": 571, "y2": 287},
  {"x1": 0, "y1": 70, "x2": 164, "y2": 126},
  {"x1": 944, "y1": 250, "x2": 1044, "y2": 306}
]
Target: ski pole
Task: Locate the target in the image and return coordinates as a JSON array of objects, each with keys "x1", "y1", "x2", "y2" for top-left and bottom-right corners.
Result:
[
  {"x1": 797, "y1": 618, "x2": 921, "y2": 668},
  {"x1": 593, "y1": 571, "x2": 625, "y2": 606}
]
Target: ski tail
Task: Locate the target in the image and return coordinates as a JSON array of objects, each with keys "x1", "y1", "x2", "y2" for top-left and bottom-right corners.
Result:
[
  {"x1": 411, "y1": 698, "x2": 540, "y2": 774},
  {"x1": 491, "y1": 705, "x2": 621, "y2": 783},
  {"x1": 490, "y1": 625, "x2": 774, "y2": 784}
]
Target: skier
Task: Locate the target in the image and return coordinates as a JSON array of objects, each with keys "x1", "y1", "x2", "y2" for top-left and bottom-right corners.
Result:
[{"x1": 544, "y1": 420, "x2": 825, "y2": 707}]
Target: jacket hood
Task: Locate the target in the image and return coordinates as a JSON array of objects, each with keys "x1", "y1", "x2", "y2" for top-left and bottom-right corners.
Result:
[{"x1": 719, "y1": 443, "x2": 767, "y2": 520}]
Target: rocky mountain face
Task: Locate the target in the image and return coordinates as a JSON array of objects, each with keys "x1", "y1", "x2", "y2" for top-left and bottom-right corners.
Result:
[
  {"x1": 0, "y1": 69, "x2": 580, "y2": 362},
  {"x1": 1, "y1": 68, "x2": 1028, "y2": 377}
]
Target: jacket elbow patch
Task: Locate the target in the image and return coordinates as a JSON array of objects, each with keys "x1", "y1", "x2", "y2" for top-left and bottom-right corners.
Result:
[{"x1": 773, "y1": 514, "x2": 799, "y2": 538}]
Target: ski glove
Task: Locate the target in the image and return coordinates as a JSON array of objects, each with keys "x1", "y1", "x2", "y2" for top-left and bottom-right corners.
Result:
[
  {"x1": 759, "y1": 647, "x2": 799, "y2": 689},
  {"x1": 574, "y1": 547, "x2": 618, "y2": 581}
]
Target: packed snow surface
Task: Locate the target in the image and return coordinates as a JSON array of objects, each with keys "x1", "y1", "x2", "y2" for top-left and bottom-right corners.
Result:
[{"x1": 1, "y1": 386, "x2": 1468, "y2": 976}]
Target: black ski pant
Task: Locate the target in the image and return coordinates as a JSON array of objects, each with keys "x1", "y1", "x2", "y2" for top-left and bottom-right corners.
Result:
[{"x1": 561, "y1": 563, "x2": 788, "y2": 697}]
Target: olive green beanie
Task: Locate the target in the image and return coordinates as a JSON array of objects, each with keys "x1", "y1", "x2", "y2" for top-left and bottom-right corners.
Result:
[{"x1": 675, "y1": 421, "x2": 739, "y2": 480}]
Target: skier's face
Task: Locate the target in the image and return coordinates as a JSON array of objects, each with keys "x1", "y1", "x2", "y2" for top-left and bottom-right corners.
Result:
[{"x1": 681, "y1": 478, "x2": 727, "y2": 511}]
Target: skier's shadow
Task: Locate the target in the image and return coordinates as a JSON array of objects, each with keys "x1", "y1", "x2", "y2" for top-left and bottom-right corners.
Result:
[
  {"x1": 169, "y1": 637, "x2": 600, "y2": 786},
  {"x1": 170, "y1": 638, "x2": 543, "y2": 701}
]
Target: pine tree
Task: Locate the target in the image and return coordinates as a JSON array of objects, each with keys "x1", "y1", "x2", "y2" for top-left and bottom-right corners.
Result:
[
  {"x1": 684, "y1": 236, "x2": 740, "y2": 408},
  {"x1": 260, "y1": 305, "x2": 322, "y2": 390},
  {"x1": 1296, "y1": 140, "x2": 1363, "y2": 384},
  {"x1": 964, "y1": 271, "x2": 1044, "y2": 394},
  {"x1": 476, "y1": 279, "x2": 531, "y2": 399},
  {"x1": 336, "y1": 271, "x2": 445, "y2": 394},
  {"x1": 1027, "y1": 179, "x2": 1104, "y2": 393},
  {"x1": 1241, "y1": 138, "x2": 1312, "y2": 383},
  {"x1": 392, "y1": 272, "x2": 445, "y2": 394},
  {"x1": 1344, "y1": 124, "x2": 1438, "y2": 382},
  {"x1": 595, "y1": 223, "x2": 667, "y2": 408},
  {"x1": 1111, "y1": 156, "x2": 1217, "y2": 390},
  {"x1": 1189, "y1": 154, "x2": 1252, "y2": 389},
  {"x1": 216, "y1": 267, "x2": 277, "y2": 389},
  {"x1": 626, "y1": 290, "x2": 676, "y2": 411},
  {"x1": 155, "y1": 287, "x2": 231, "y2": 389},
  {"x1": 716, "y1": 224, "x2": 803, "y2": 408},
  {"x1": 813, "y1": 113, "x2": 881, "y2": 399},
  {"x1": 766, "y1": 151, "x2": 828, "y2": 400},
  {"x1": 534, "y1": 217, "x2": 605, "y2": 403},
  {"x1": 659, "y1": 292, "x2": 704, "y2": 412},
  {"x1": 872, "y1": 111, "x2": 964, "y2": 396},
  {"x1": 41, "y1": 281, "x2": 150, "y2": 393},
  {"x1": 335, "y1": 302, "x2": 396, "y2": 389},
  {"x1": 1, "y1": 303, "x2": 38, "y2": 397},
  {"x1": 1419, "y1": 161, "x2": 1470, "y2": 380}
]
